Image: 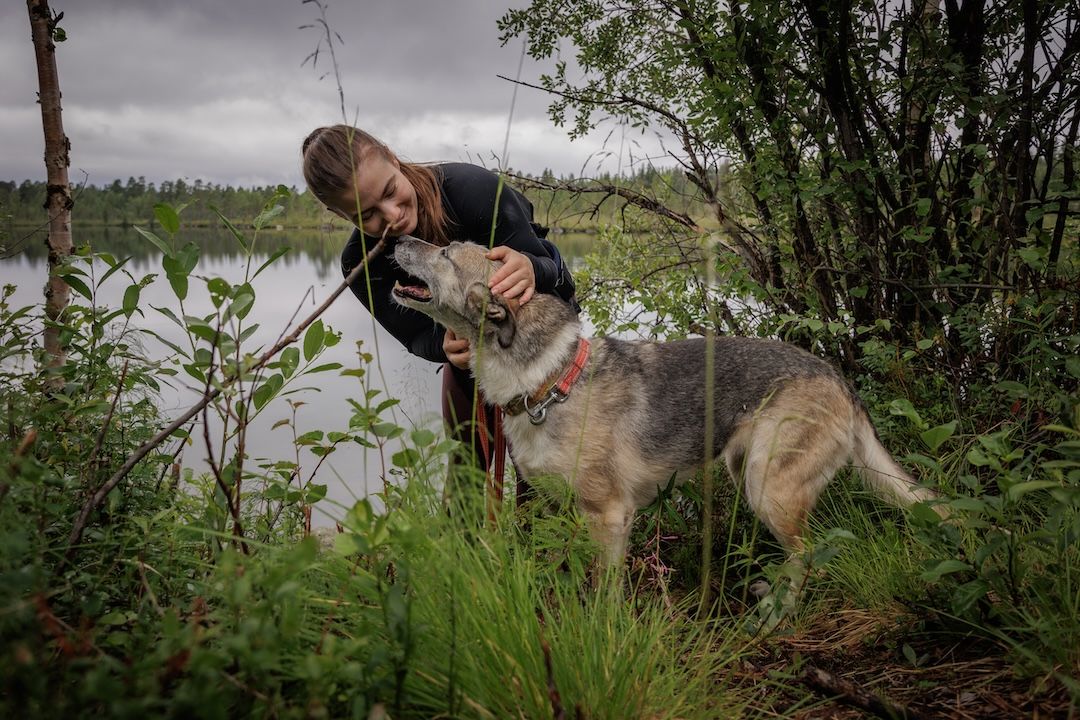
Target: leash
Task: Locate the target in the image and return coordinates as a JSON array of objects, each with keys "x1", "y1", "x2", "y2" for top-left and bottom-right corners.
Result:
[
  {"x1": 474, "y1": 395, "x2": 507, "y2": 523},
  {"x1": 503, "y1": 338, "x2": 591, "y2": 425}
]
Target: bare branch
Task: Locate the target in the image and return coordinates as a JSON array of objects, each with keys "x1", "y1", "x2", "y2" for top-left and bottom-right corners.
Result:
[{"x1": 64, "y1": 236, "x2": 388, "y2": 559}]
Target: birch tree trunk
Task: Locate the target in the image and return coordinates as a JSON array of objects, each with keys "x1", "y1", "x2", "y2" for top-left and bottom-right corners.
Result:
[{"x1": 27, "y1": 0, "x2": 72, "y2": 389}]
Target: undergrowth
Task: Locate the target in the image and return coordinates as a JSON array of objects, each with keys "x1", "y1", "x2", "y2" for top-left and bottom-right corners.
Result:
[{"x1": 1, "y1": 195, "x2": 1078, "y2": 717}]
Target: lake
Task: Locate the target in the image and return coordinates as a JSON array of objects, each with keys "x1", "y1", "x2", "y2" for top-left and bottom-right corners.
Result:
[{"x1": 0, "y1": 226, "x2": 596, "y2": 524}]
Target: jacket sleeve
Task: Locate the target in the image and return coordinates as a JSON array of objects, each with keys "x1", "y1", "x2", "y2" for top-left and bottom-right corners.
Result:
[
  {"x1": 341, "y1": 229, "x2": 448, "y2": 364},
  {"x1": 449, "y1": 165, "x2": 561, "y2": 293}
]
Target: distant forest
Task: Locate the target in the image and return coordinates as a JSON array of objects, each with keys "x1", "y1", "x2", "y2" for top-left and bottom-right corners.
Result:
[{"x1": 0, "y1": 167, "x2": 717, "y2": 235}]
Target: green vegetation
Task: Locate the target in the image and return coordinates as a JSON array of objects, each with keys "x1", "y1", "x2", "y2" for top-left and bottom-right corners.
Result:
[
  {"x1": 1, "y1": 174, "x2": 1077, "y2": 715},
  {"x1": 3, "y1": 0, "x2": 1079, "y2": 714}
]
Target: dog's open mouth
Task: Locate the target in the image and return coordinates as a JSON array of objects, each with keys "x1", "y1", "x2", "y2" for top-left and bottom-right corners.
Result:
[{"x1": 392, "y1": 280, "x2": 432, "y2": 303}]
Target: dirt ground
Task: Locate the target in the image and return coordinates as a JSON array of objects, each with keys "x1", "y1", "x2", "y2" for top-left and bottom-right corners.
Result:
[{"x1": 735, "y1": 608, "x2": 1076, "y2": 719}]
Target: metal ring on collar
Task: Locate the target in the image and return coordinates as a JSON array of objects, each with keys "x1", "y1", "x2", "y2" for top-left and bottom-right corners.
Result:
[{"x1": 523, "y1": 388, "x2": 568, "y2": 425}]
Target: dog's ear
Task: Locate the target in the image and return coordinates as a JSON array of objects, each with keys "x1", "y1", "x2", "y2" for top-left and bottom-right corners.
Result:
[{"x1": 466, "y1": 282, "x2": 517, "y2": 348}]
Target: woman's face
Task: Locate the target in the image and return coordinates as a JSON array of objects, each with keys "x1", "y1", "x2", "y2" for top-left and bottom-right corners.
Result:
[{"x1": 326, "y1": 153, "x2": 418, "y2": 238}]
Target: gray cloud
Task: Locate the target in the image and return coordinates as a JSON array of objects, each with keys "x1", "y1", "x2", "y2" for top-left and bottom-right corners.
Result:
[{"x1": 2, "y1": 1, "x2": 670, "y2": 189}]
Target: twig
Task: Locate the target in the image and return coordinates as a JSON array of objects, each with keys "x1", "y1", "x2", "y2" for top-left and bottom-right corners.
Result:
[
  {"x1": 506, "y1": 172, "x2": 703, "y2": 233},
  {"x1": 201, "y1": 335, "x2": 249, "y2": 556},
  {"x1": 539, "y1": 631, "x2": 566, "y2": 720},
  {"x1": 63, "y1": 236, "x2": 387, "y2": 559},
  {"x1": 801, "y1": 664, "x2": 921, "y2": 720},
  {"x1": 153, "y1": 425, "x2": 193, "y2": 493},
  {"x1": 86, "y1": 359, "x2": 129, "y2": 481}
]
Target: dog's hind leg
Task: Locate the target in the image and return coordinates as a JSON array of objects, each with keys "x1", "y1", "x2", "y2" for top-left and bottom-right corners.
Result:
[{"x1": 737, "y1": 379, "x2": 856, "y2": 557}]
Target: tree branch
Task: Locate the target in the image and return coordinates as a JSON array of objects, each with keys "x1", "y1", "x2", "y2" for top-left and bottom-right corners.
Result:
[{"x1": 63, "y1": 236, "x2": 387, "y2": 559}]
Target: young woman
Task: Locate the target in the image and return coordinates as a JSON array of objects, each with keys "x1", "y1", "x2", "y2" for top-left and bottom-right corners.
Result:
[{"x1": 301, "y1": 125, "x2": 578, "y2": 486}]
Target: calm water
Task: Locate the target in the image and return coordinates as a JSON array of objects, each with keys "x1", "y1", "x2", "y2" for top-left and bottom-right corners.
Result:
[{"x1": 1, "y1": 226, "x2": 593, "y2": 523}]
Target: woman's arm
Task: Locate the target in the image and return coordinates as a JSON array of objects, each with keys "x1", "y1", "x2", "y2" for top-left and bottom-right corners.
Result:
[{"x1": 442, "y1": 164, "x2": 561, "y2": 293}]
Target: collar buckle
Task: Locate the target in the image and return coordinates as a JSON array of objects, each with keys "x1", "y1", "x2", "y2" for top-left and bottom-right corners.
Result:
[{"x1": 523, "y1": 387, "x2": 568, "y2": 425}]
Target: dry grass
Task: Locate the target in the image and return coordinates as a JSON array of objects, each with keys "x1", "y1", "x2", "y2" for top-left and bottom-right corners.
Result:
[{"x1": 730, "y1": 607, "x2": 1076, "y2": 719}]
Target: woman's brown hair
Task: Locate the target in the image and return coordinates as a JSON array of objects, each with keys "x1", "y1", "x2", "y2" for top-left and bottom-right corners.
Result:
[{"x1": 301, "y1": 125, "x2": 451, "y2": 246}]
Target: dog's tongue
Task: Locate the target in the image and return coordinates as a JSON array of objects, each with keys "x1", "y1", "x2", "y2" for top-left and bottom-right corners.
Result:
[
  {"x1": 398, "y1": 284, "x2": 431, "y2": 301},
  {"x1": 393, "y1": 279, "x2": 432, "y2": 301}
]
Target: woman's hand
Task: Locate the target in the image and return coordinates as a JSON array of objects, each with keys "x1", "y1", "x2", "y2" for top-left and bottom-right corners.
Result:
[
  {"x1": 443, "y1": 328, "x2": 471, "y2": 369},
  {"x1": 486, "y1": 246, "x2": 536, "y2": 304}
]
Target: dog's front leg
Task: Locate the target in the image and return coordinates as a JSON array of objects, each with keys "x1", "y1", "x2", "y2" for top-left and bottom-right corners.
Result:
[{"x1": 583, "y1": 502, "x2": 636, "y2": 569}]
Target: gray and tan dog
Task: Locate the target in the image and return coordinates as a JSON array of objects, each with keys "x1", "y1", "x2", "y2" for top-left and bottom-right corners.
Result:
[{"x1": 392, "y1": 236, "x2": 940, "y2": 567}]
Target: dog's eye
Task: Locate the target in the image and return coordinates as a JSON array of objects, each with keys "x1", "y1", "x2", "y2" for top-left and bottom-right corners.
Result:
[{"x1": 440, "y1": 248, "x2": 449, "y2": 258}]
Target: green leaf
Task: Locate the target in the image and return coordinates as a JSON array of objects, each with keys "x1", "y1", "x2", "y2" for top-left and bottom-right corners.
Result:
[
  {"x1": 948, "y1": 496, "x2": 989, "y2": 514},
  {"x1": 122, "y1": 284, "x2": 140, "y2": 317},
  {"x1": 371, "y1": 422, "x2": 404, "y2": 439},
  {"x1": 252, "y1": 247, "x2": 290, "y2": 280},
  {"x1": 229, "y1": 283, "x2": 255, "y2": 320},
  {"x1": 279, "y1": 346, "x2": 300, "y2": 378},
  {"x1": 296, "y1": 430, "x2": 325, "y2": 445},
  {"x1": 153, "y1": 203, "x2": 180, "y2": 234},
  {"x1": 1005, "y1": 480, "x2": 1060, "y2": 502},
  {"x1": 1065, "y1": 356, "x2": 1080, "y2": 379},
  {"x1": 952, "y1": 580, "x2": 989, "y2": 614},
  {"x1": 888, "y1": 398, "x2": 925, "y2": 429},
  {"x1": 966, "y1": 447, "x2": 991, "y2": 467},
  {"x1": 920, "y1": 559, "x2": 972, "y2": 583},
  {"x1": 211, "y1": 206, "x2": 249, "y2": 251},
  {"x1": 99, "y1": 611, "x2": 128, "y2": 626},
  {"x1": 304, "y1": 362, "x2": 343, "y2": 374},
  {"x1": 176, "y1": 241, "x2": 200, "y2": 273},
  {"x1": 392, "y1": 448, "x2": 421, "y2": 469},
  {"x1": 410, "y1": 428, "x2": 436, "y2": 447},
  {"x1": 994, "y1": 380, "x2": 1029, "y2": 398},
  {"x1": 59, "y1": 273, "x2": 92, "y2": 300},
  {"x1": 920, "y1": 421, "x2": 957, "y2": 453},
  {"x1": 151, "y1": 304, "x2": 184, "y2": 329},
  {"x1": 185, "y1": 319, "x2": 219, "y2": 344},
  {"x1": 253, "y1": 373, "x2": 284, "y2": 410},
  {"x1": 207, "y1": 277, "x2": 231, "y2": 308},
  {"x1": 133, "y1": 225, "x2": 172, "y2": 256},
  {"x1": 182, "y1": 363, "x2": 206, "y2": 384},
  {"x1": 253, "y1": 204, "x2": 285, "y2": 230},
  {"x1": 303, "y1": 320, "x2": 325, "y2": 361},
  {"x1": 98, "y1": 256, "x2": 131, "y2": 286},
  {"x1": 334, "y1": 532, "x2": 365, "y2": 556}
]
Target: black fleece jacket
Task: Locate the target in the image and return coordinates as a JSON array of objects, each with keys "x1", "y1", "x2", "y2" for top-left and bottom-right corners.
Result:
[{"x1": 340, "y1": 162, "x2": 576, "y2": 363}]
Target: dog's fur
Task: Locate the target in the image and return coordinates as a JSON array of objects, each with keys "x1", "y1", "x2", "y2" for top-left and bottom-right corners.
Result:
[{"x1": 392, "y1": 237, "x2": 940, "y2": 565}]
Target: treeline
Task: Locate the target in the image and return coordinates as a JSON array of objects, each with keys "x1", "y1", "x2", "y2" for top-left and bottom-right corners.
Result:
[
  {"x1": 0, "y1": 177, "x2": 325, "y2": 229},
  {"x1": 0, "y1": 166, "x2": 717, "y2": 233}
]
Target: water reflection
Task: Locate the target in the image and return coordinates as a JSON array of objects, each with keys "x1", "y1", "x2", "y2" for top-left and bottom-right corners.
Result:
[{"x1": 3, "y1": 228, "x2": 438, "y2": 522}]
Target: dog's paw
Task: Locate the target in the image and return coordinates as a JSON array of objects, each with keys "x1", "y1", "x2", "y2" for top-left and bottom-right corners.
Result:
[
  {"x1": 748, "y1": 579, "x2": 772, "y2": 600},
  {"x1": 743, "y1": 576, "x2": 798, "y2": 636}
]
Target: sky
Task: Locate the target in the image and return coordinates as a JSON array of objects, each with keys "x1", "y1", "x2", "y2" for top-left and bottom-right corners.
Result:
[{"x1": 1, "y1": 0, "x2": 669, "y2": 190}]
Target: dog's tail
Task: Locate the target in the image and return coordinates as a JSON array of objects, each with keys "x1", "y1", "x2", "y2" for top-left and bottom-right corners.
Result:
[{"x1": 851, "y1": 408, "x2": 947, "y2": 517}]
